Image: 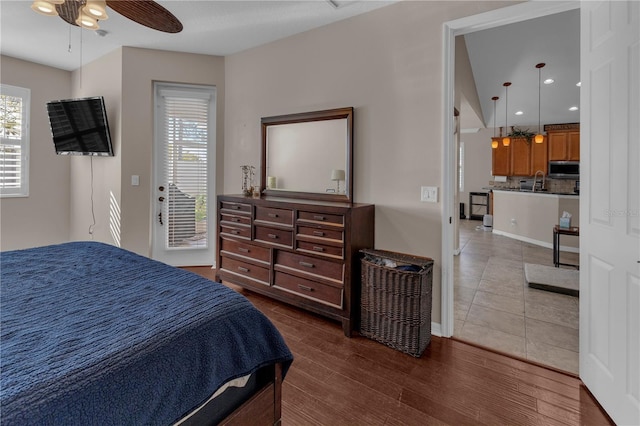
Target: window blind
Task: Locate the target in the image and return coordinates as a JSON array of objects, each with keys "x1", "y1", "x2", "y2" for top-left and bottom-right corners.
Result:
[
  {"x1": 160, "y1": 91, "x2": 209, "y2": 249},
  {"x1": 0, "y1": 85, "x2": 30, "y2": 197}
]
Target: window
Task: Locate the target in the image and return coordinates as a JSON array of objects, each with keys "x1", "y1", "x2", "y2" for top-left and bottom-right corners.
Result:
[{"x1": 0, "y1": 84, "x2": 30, "y2": 197}]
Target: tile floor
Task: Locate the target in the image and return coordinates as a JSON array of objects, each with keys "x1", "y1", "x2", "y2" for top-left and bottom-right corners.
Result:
[{"x1": 453, "y1": 219, "x2": 580, "y2": 375}]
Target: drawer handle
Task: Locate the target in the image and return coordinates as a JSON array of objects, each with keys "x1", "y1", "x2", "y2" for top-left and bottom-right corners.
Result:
[
  {"x1": 299, "y1": 261, "x2": 315, "y2": 268},
  {"x1": 237, "y1": 247, "x2": 250, "y2": 253},
  {"x1": 268, "y1": 213, "x2": 278, "y2": 218},
  {"x1": 313, "y1": 231, "x2": 325, "y2": 237},
  {"x1": 237, "y1": 266, "x2": 249, "y2": 273},
  {"x1": 268, "y1": 233, "x2": 278, "y2": 239},
  {"x1": 312, "y1": 246, "x2": 325, "y2": 252},
  {"x1": 298, "y1": 284, "x2": 314, "y2": 292},
  {"x1": 231, "y1": 230, "x2": 240, "y2": 235},
  {"x1": 231, "y1": 217, "x2": 240, "y2": 222},
  {"x1": 313, "y1": 215, "x2": 325, "y2": 221},
  {"x1": 231, "y1": 205, "x2": 240, "y2": 210}
]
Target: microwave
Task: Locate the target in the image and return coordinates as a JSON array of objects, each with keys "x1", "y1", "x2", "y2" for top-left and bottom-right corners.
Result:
[{"x1": 548, "y1": 161, "x2": 579, "y2": 179}]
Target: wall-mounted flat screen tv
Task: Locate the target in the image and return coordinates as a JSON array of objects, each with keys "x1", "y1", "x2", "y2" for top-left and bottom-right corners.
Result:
[{"x1": 46, "y1": 96, "x2": 114, "y2": 156}]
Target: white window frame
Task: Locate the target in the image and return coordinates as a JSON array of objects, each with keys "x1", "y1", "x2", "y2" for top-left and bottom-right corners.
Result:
[{"x1": 1, "y1": 84, "x2": 30, "y2": 198}]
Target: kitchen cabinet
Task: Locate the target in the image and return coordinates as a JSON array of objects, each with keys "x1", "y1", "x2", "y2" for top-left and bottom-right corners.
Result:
[
  {"x1": 546, "y1": 124, "x2": 580, "y2": 161},
  {"x1": 531, "y1": 135, "x2": 548, "y2": 175},
  {"x1": 510, "y1": 137, "x2": 532, "y2": 176},
  {"x1": 491, "y1": 137, "x2": 511, "y2": 176},
  {"x1": 493, "y1": 136, "x2": 548, "y2": 177}
]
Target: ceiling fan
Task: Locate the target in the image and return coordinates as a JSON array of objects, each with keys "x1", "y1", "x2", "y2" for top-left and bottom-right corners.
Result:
[{"x1": 31, "y1": 0, "x2": 183, "y2": 33}]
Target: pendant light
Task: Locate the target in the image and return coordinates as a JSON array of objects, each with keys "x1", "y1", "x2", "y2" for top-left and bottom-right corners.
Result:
[
  {"x1": 502, "y1": 82, "x2": 511, "y2": 147},
  {"x1": 491, "y1": 96, "x2": 499, "y2": 149},
  {"x1": 534, "y1": 63, "x2": 546, "y2": 143}
]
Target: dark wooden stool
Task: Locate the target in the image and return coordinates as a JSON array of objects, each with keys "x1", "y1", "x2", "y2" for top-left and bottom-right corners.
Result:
[{"x1": 553, "y1": 225, "x2": 579, "y2": 268}]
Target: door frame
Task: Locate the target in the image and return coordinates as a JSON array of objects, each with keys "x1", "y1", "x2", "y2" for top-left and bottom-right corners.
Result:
[{"x1": 440, "y1": 1, "x2": 579, "y2": 337}]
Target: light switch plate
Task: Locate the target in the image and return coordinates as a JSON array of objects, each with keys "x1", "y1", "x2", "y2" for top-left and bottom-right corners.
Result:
[
  {"x1": 131, "y1": 175, "x2": 140, "y2": 186},
  {"x1": 421, "y1": 186, "x2": 438, "y2": 203}
]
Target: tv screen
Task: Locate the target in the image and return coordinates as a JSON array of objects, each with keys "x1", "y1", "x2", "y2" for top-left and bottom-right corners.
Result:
[{"x1": 46, "y1": 96, "x2": 114, "y2": 156}]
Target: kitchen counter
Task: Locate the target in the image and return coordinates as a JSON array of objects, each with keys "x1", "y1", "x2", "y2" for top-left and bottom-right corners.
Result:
[
  {"x1": 484, "y1": 187, "x2": 579, "y2": 198},
  {"x1": 491, "y1": 190, "x2": 579, "y2": 251}
]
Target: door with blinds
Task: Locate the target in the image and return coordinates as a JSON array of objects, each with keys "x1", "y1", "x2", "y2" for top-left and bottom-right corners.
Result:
[{"x1": 152, "y1": 83, "x2": 216, "y2": 266}]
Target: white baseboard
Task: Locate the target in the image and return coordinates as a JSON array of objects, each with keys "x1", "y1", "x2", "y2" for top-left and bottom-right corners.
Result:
[
  {"x1": 492, "y1": 229, "x2": 579, "y2": 253},
  {"x1": 431, "y1": 322, "x2": 442, "y2": 337}
]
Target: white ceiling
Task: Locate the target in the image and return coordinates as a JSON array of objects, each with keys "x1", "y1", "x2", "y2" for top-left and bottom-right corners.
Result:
[
  {"x1": 463, "y1": 8, "x2": 580, "y2": 130},
  {"x1": 0, "y1": 0, "x2": 396, "y2": 71},
  {"x1": 1, "y1": 1, "x2": 579, "y2": 132}
]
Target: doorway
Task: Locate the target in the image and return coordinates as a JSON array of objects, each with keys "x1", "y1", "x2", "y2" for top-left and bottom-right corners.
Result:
[
  {"x1": 441, "y1": 1, "x2": 581, "y2": 367},
  {"x1": 152, "y1": 82, "x2": 217, "y2": 266}
]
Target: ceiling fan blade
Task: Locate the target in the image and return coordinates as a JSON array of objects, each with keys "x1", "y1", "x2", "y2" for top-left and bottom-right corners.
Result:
[{"x1": 106, "y1": 0, "x2": 183, "y2": 33}]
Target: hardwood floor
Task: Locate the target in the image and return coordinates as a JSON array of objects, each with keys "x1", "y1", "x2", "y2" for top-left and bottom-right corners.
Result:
[{"x1": 186, "y1": 266, "x2": 612, "y2": 426}]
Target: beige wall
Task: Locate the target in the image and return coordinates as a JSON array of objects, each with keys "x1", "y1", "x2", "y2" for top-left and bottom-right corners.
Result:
[
  {"x1": 118, "y1": 48, "x2": 225, "y2": 256},
  {"x1": 460, "y1": 128, "x2": 494, "y2": 218},
  {"x1": 493, "y1": 191, "x2": 580, "y2": 249},
  {"x1": 0, "y1": 56, "x2": 71, "y2": 250},
  {"x1": 224, "y1": 1, "x2": 511, "y2": 325},
  {"x1": 69, "y1": 49, "x2": 123, "y2": 245},
  {"x1": 66, "y1": 47, "x2": 225, "y2": 256}
]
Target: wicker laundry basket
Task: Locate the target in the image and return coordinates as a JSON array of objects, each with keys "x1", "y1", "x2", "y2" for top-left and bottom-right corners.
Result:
[{"x1": 360, "y1": 249, "x2": 434, "y2": 357}]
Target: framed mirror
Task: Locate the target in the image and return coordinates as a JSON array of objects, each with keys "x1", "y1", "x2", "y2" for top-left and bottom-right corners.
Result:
[{"x1": 261, "y1": 107, "x2": 353, "y2": 202}]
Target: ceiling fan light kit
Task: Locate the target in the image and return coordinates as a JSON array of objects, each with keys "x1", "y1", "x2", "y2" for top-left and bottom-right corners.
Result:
[
  {"x1": 30, "y1": 0, "x2": 182, "y2": 33},
  {"x1": 84, "y1": 0, "x2": 108, "y2": 20},
  {"x1": 31, "y1": 1, "x2": 59, "y2": 16}
]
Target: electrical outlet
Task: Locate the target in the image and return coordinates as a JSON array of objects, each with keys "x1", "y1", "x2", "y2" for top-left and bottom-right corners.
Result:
[{"x1": 421, "y1": 186, "x2": 438, "y2": 203}]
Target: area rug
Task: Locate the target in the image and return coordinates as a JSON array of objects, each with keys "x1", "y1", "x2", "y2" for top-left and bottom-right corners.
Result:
[{"x1": 524, "y1": 263, "x2": 579, "y2": 297}]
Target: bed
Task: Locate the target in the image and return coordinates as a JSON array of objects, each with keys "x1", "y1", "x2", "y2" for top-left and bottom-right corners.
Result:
[{"x1": 0, "y1": 241, "x2": 293, "y2": 425}]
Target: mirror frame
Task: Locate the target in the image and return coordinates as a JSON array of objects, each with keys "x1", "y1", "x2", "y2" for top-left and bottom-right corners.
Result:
[{"x1": 261, "y1": 106, "x2": 353, "y2": 203}]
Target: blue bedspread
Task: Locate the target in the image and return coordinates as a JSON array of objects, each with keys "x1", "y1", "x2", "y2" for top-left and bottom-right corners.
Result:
[{"x1": 0, "y1": 242, "x2": 293, "y2": 425}]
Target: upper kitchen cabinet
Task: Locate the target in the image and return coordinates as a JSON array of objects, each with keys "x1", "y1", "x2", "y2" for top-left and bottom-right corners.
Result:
[
  {"x1": 492, "y1": 137, "x2": 511, "y2": 176},
  {"x1": 546, "y1": 123, "x2": 580, "y2": 161},
  {"x1": 492, "y1": 135, "x2": 548, "y2": 177},
  {"x1": 510, "y1": 137, "x2": 532, "y2": 176},
  {"x1": 531, "y1": 135, "x2": 548, "y2": 175}
]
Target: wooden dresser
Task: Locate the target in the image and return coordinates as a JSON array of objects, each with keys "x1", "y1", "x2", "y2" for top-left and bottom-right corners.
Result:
[{"x1": 216, "y1": 194, "x2": 375, "y2": 336}]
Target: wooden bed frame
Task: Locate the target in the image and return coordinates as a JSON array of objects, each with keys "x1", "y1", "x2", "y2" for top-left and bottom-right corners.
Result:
[{"x1": 195, "y1": 363, "x2": 283, "y2": 426}]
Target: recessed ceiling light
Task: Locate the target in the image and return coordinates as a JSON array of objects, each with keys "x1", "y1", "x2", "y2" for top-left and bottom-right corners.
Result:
[
  {"x1": 569, "y1": 106, "x2": 579, "y2": 111},
  {"x1": 576, "y1": 81, "x2": 581, "y2": 87},
  {"x1": 544, "y1": 78, "x2": 555, "y2": 84},
  {"x1": 515, "y1": 111, "x2": 523, "y2": 115}
]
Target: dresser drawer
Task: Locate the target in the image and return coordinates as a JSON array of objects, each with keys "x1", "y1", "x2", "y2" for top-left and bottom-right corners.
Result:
[
  {"x1": 219, "y1": 223, "x2": 251, "y2": 240},
  {"x1": 255, "y1": 206, "x2": 294, "y2": 227},
  {"x1": 220, "y1": 201, "x2": 251, "y2": 214},
  {"x1": 275, "y1": 251, "x2": 344, "y2": 283},
  {"x1": 254, "y1": 225, "x2": 293, "y2": 248},
  {"x1": 297, "y1": 225, "x2": 343, "y2": 243},
  {"x1": 220, "y1": 256, "x2": 269, "y2": 285},
  {"x1": 220, "y1": 238, "x2": 270, "y2": 264},
  {"x1": 298, "y1": 211, "x2": 344, "y2": 227},
  {"x1": 274, "y1": 271, "x2": 343, "y2": 308},
  {"x1": 220, "y1": 213, "x2": 251, "y2": 227},
  {"x1": 297, "y1": 240, "x2": 343, "y2": 259}
]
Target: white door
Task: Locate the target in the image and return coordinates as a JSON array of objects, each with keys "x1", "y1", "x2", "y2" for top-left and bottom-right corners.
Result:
[
  {"x1": 579, "y1": 1, "x2": 640, "y2": 424},
  {"x1": 152, "y1": 83, "x2": 217, "y2": 267}
]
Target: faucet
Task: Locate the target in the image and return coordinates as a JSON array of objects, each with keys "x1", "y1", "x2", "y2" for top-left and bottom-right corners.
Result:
[{"x1": 533, "y1": 170, "x2": 545, "y2": 192}]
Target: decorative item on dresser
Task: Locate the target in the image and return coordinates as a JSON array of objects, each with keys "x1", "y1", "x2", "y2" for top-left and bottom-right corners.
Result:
[{"x1": 216, "y1": 195, "x2": 374, "y2": 336}]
